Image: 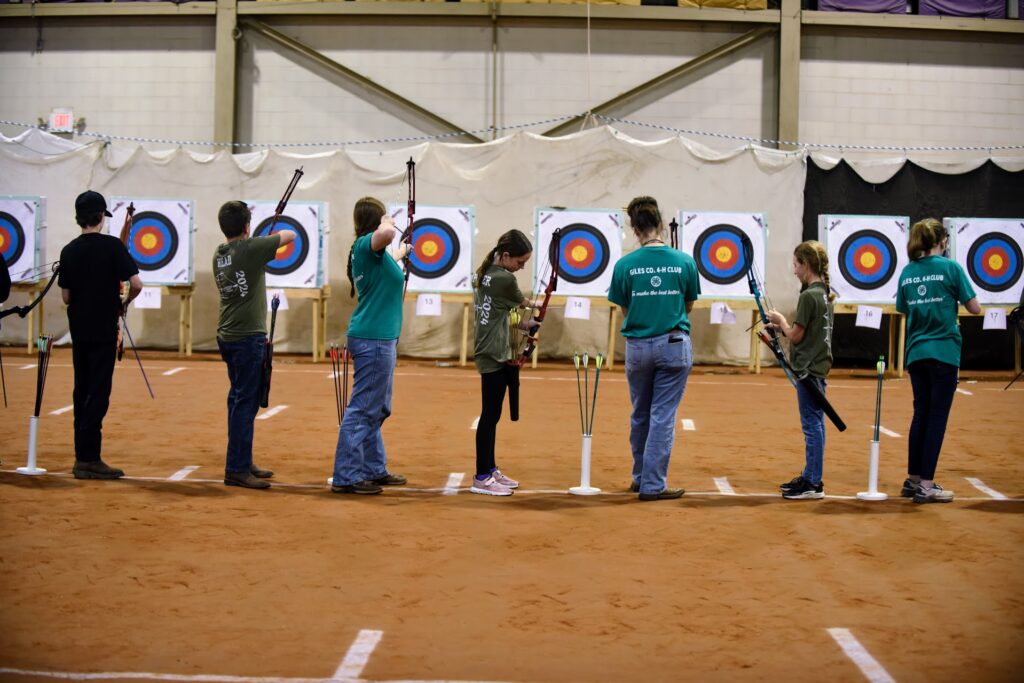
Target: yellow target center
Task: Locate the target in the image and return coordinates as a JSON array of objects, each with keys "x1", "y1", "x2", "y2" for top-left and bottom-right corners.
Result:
[
  {"x1": 422, "y1": 241, "x2": 438, "y2": 258},
  {"x1": 0, "y1": 234, "x2": 6, "y2": 250},
  {"x1": 715, "y1": 246, "x2": 732, "y2": 263},
  {"x1": 860, "y1": 252, "x2": 877, "y2": 269},
  {"x1": 987, "y1": 254, "x2": 1004, "y2": 271},
  {"x1": 141, "y1": 233, "x2": 158, "y2": 250},
  {"x1": 571, "y1": 245, "x2": 588, "y2": 263}
]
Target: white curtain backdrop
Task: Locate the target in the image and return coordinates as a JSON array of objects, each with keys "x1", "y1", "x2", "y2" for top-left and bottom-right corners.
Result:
[{"x1": 3, "y1": 126, "x2": 1019, "y2": 363}]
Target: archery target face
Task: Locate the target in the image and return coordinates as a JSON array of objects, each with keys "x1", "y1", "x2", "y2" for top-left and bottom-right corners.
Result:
[
  {"x1": 947, "y1": 218, "x2": 1024, "y2": 305},
  {"x1": 0, "y1": 197, "x2": 45, "y2": 282},
  {"x1": 535, "y1": 208, "x2": 622, "y2": 297},
  {"x1": 679, "y1": 212, "x2": 766, "y2": 299},
  {"x1": 110, "y1": 198, "x2": 194, "y2": 285},
  {"x1": 819, "y1": 214, "x2": 908, "y2": 303},
  {"x1": 389, "y1": 204, "x2": 473, "y2": 293},
  {"x1": 246, "y1": 201, "x2": 326, "y2": 289}
]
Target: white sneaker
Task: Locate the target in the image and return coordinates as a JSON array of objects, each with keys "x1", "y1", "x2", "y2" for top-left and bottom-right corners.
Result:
[
  {"x1": 469, "y1": 475, "x2": 513, "y2": 497},
  {"x1": 913, "y1": 483, "x2": 954, "y2": 504},
  {"x1": 492, "y1": 469, "x2": 519, "y2": 489}
]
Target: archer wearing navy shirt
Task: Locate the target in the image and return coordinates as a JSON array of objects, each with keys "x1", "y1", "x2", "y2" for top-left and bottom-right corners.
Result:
[{"x1": 58, "y1": 191, "x2": 141, "y2": 480}]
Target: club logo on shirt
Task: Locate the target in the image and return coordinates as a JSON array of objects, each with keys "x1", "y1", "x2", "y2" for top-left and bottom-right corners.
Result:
[
  {"x1": 651, "y1": 275, "x2": 662, "y2": 288},
  {"x1": 917, "y1": 284, "x2": 927, "y2": 296}
]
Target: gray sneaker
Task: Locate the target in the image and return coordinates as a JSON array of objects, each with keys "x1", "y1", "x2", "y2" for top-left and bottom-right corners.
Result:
[
  {"x1": 224, "y1": 471, "x2": 271, "y2": 490},
  {"x1": 73, "y1": 460, "x2": 124, "y2": 480},
  {"x1": 900, "y1": 478, "x2": 921, "y2": 498},
  {"x1": 913, "y1": 483, "x2": 953, "y2": 504}
]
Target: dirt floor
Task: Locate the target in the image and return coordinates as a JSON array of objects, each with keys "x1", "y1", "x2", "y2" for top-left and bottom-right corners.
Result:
[{"x1": 0, "y1": 348, "x2": 1022, "y2": 683}]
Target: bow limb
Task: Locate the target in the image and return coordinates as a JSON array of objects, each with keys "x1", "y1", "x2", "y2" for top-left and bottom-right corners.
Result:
[
  {"x1": 116, "y1": 203, "x2": 136, "y2": 362},
  {"x1": 516, "y1": 228, "x2": 561, "y2": 364},
  {"x1": 402, "y1": 157, "x2": 416, "y2": 296}
]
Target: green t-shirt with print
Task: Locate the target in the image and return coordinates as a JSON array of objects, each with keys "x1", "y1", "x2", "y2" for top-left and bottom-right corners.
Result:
[
  {"x1": 895, "y1": 255, "x2": 976, "y2": 368},
  {"x1": 347, "y1": 233, "x2": 406, "y2": 340},
  {"x1": 473, "y1": 265, "x2": 526, "y2": 374},
  {"x1": 213, "y1": 234, "x2": 281, "y2": 342},
  {"x1": 789, "y1": 282, "x2": 834, "y2": 379},
  {"x1": 608, "y1": 246, "x2": 701, "y2": 338}
]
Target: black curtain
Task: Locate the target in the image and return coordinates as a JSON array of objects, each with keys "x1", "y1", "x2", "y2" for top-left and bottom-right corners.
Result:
[{"x1": 803, "y1": 159, "x2": 1024, "y2": 369}]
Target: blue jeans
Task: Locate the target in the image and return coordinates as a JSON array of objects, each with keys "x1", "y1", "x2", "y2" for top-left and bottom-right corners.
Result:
[
  {"x1": 625, "y1": 332, "x2": 693, "y2": 495},
  {"x1": 217, "y1": 335, "x2": 266, "y2": 474},
  {"x1": 907, "y1": 359, "x2": 958, "y2": 481},
  {"x1": 795, "y1": 375, "x2": 827, "y2": 485},
  {"x1": 331, "y1": 337, "x2": 397, "y2": 486}
]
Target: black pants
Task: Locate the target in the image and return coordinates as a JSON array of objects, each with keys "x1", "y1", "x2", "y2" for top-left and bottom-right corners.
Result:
[
  {"x1": 907, "y1": 359, "x2": 958, "y2": 481},
  {"x1": 72, "y1": 341, "x2": 116, "y2": 462},
  {"x1": 476, "y1": 365, "x2": 519, "y2": 476}
]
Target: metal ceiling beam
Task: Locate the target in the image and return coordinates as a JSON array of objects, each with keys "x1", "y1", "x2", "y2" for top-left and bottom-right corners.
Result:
[
  {"x1": 239, "y1": 18, "x2": 484, "y2": 144},
  {"x1": 544, "y1": 25, "x2": 776, "y2": 137}
]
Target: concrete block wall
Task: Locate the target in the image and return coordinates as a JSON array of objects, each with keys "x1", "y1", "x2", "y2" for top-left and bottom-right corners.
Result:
[
  {"x1": 0, "y1": 19, "x2": 216, "y2": 145},
  {"x1": 0, "y1": 17, "x2": 1021, "y2": 151}
]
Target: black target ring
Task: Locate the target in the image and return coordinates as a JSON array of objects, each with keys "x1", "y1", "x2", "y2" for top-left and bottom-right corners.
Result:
[
  {"x1": 548, "y1": 223, "x2": 610, "y2": 285},
  {"x1": 692, "y1": 224, "x2": 749, "y2": 286},
  {"x1": 128, "y1": 210, "x2": 179, "y2": 271},
  {"x1": 254, "y1": 215, "x2": 310, "y2": 276},
  {"x1": 966, "y1": 231, "x2": 1023, "y2": 293},
  {"x1": 838, "y1": 229, "x2": 898, "y2": 291},
  {"x1": 407, "y1": 218, "x2": 460, "y2": 279}
]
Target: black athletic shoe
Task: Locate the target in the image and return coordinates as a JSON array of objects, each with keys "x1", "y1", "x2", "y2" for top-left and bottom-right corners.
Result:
[
  {"x1": 900, "y1": 478, "x2": 921, "y2": 498},
  {"x1": 782, "y1": 477, "x2": 824, "y2": 500},
  {"x1": 638, "y1": 487, "x2": 684, "y2": 501},
  {"x1": 780, "y1": 475, "x2": 804, "y2": 492},
  {"x1": 73, "y1": 460, "x2": 125, "y2": 480},
  {"x1": 224, "y1": 471, "x2": 271, "y2": 490},
  {"x1": 629, "y1": 482, "x2": 640, "y2": 493},
  {"x1": 370, "y1": 473, "x2": 407, "y2": 486}
]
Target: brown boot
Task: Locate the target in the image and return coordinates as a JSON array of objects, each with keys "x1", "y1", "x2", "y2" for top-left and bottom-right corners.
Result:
[
  {"x1": 224, "y1": 471, "x2": 271, "y2": 489},
  {"x1": 250, "y1": 464, "x2": 274, "y2": 479}
]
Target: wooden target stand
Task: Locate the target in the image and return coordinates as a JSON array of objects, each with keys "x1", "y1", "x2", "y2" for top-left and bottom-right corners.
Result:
[
  {"x1": 403, "y1": 292, "x2": 475, "y2": 366},
  {"x1": 279, "y1": 286, "x2": 331, "y2": 361},
  {"x1": 9, "y1": 282, "x2": 46, "y2": 353},
  {"x1": 833, "y1": 303, "x2": 906, "y2": 378},
  {"x1": 690, "y1": 299, "x2": 764, "y2": 373}
]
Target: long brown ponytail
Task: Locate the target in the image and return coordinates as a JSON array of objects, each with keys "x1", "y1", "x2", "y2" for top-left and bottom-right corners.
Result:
[
  {"x1": 475, "y1": 229, "x2": 533, "y2": 287},
  {"x1": 794, "y1": 240, "x2": 836, "y2": 302},
  {"x1": 347, "y1": 197, "x2": 387, "y2": 298},
  {"x1": 906, "y1": 218, "x2": 947, "y2": 261}
]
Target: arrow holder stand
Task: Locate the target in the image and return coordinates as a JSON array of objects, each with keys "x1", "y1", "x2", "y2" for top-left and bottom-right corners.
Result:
[
  {"x1": 17, "y1": 415, "x2": 47, "y2": 476},
  {"x1": 569, "y1": 434, "x2": 600, "y2": 496},
  {"x1": 856, "y1": 439, "x2": 887, "y2": 501}
]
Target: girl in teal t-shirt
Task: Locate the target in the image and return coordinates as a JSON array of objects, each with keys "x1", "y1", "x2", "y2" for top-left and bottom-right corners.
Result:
[
  {"x1": 895, "y1": 218, "x2": 980, "y2": 504},
  {"x1": 765, "y1": 240, "x2": 835, "y2": 501},
  {"x1": 469, "y1": 229, "x2": 534, "y2": 497},
  {"x1": 330, "y1": 197, "x2": 411, "y2": 496}
]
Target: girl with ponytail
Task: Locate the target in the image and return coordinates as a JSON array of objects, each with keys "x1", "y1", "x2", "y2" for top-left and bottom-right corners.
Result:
[
  {"x1": 765, "y1": 240, "x2": 835, "y2": 500},
  {"x1": 330, "y1": 197, "x2": 412, "y2": 497},
  {"x1": 469, "y1": 229, "x2": 534, "y2": 496},
  {"x1": 895, "y1": 218, "x2": 980, "y2": 504}
]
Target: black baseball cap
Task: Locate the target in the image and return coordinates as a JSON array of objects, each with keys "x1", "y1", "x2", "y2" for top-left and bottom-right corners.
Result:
[{"x1": 75, "y1": 190, "x2": 112, "y2": 218}]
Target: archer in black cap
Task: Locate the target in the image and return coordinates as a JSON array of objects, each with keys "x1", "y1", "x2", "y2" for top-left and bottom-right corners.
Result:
[{"x1": 74, "y1": 190, "x2": 113, "y2": 224}]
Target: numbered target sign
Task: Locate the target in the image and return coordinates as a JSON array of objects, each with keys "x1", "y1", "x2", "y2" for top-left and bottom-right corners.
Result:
[
  {"x1": 388, "y1": 204, "x2": 474, "y2": 293},
  {"x1": 0, "y1": 196, "x2": 46, "y2": 283},
  {"x1": 818, "y1": 214, "x2": 909, "y2": 304},
  {"x1": 109, "y1": 198, "x2": 194, "y2": 286},
  {"x1": 945, "y1": 218, "x2": 1024, "y2": 305},
  {"x1": 679, "y1": 211, "x2": 766, "y2": 299},
  {"x1": 247, "y1": 201, "x2": 328, "y2": 289},
  {"x1": 535, "y1": 208, "x2": 623, "y2": 297}
]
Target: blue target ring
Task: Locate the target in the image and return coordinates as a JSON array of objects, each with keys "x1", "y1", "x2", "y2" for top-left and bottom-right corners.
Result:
[
  {"x1": 549, "y1": 223, "x2": 609, "y2": 285},
  {"x1": 693, "y1": 224, "x2": 748, "y2": 285},
  {"x1": 128, "y1": 211, "x2": 178, "y2": 271},
  {"x1": 408, "y1": 218, "x2": 459, "y2": 279},
  {"x1": 967, "y1": 232, "x2": 1022, "y2": 293},
  {"x1": 0, "y1": 211, "x2": 26, "y2": 267},
  {"x1": 254, "y1": 215, "x2": 310, "y2": 276},
  {"x1": 839, "y1": 230, "x2": 897, "y2": 290}
]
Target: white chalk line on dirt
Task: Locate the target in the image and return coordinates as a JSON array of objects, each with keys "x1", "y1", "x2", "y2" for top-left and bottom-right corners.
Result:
[
  {"x1": 0, "y1": 668, "x2": 508, "y2": 683},
  {"x1": 162, "y1": 367, "x2": 186, "y2": 376},
  {"x1": 256, "y1": 405, "x2": 289, "y2": 420},
  {"x1": 48, "y1": 404, "x2": 73, "y2": 416},
  {"x1": 681, "y1": 419, "x2": 695, "y2": 431},
  {"x1": 713, "y1": 477, "x2": 736, "y2": 495},
  {"x1": 470, "y1": 416, "x2": 479, "y2": 430},
  {"x1": 826, "y1": 628, "x2": 896, "y2": 683},
  {"x1": 875, "y1": 425, "x2": 901, "y2": 438},
  {"x1": 333, "y1": 628, "x2": 383, "y2": 680},
  {"x1": 443, "y1": 472, "x2": 465, "y2": 495},
  {"x1": 20, "y1": 364, "x2": 36, "y2": 370},
  {"x1": 167, "y1": 466, "x2": 200, "y2": 482},
  {"x1": 955, "y1": 387, "x2": 973, "y2": 395},
  {"x1": 965, "y1": 477, "x2": 1008, "y2": 500},
  {"x1": 6, "y1": 470, "x2": 1021, "y2": 502}
]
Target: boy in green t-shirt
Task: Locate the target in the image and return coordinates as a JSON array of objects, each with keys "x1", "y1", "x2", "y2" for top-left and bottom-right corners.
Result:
[{"x1": 212, "y1": 201, "x2": 295, "y2": 489}]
